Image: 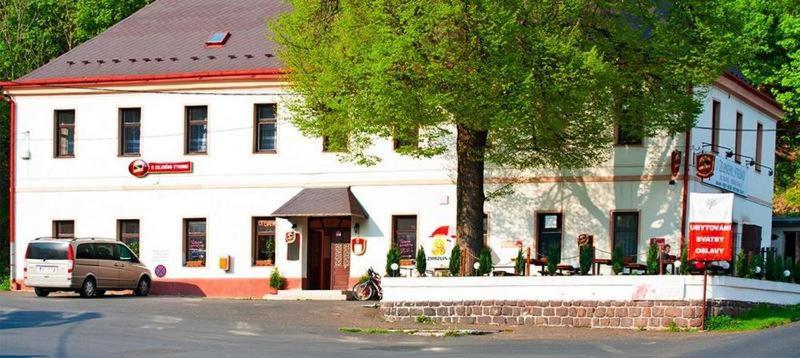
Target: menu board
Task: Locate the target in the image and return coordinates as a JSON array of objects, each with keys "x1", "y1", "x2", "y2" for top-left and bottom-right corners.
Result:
[
  {"x1": 397, "y1": 233, "x2": 416, "y2": 259},
  {"x1": 188, "y1": 238, "x2": 206, "y2": 260}
]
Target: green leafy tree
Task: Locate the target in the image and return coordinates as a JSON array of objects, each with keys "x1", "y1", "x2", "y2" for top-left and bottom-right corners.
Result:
[
  {"x1": 546, "y1": 246, "x2": 560, "y2": 276},
  {"x1": 477, "y1": 247, "x2": 493, "y2": 276},
  {"x1": 415, "y1": 247, "x2": 427, "y2": 276},
  {"x1": 272, "y1": 1, "x2": 746, "y2": 274},
  {"x1": 646, "y1": 244, "x2": 659, "y2": 275},
  {"x1": 611, "y1": 246, "x2": 624, "y2": 275},
  {"x1": 515, "y1": 249, "x2": 525, "y2": 276},
  {"x1": 385, "y1": 245, "x2": 400, "y2": 277},
  {"x1": 579, "y1": 245, "x2": 594, "y2": 275},
  {"x1": 448, "y1": 244, "x2": 461, "y2": 276}
]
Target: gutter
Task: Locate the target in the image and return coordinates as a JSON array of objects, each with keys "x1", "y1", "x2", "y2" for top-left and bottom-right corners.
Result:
[
  {"x1": 679, "y1": 128, "x2": 691, "y2": 252},
  {"x1": 0, "y1": 68, "x2": 287, "y2": 89},
  {"x1": 3, "y1": 91, "x2": 16, "y2": 289}
]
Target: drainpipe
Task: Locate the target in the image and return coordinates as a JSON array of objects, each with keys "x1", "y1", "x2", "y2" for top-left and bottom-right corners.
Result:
[
  {"x1": 679, "y1": 128, "x2": 691, "y2": 252},
  {"x1": 5, "y1": 92, "x2": 17, "y2": 290}
]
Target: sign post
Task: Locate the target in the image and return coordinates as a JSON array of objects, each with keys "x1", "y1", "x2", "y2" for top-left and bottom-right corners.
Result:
[{"x1": 688, "y1": 193, "x2": 735, "y2": 330}]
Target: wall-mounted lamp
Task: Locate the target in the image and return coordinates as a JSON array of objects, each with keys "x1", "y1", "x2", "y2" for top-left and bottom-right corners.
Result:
[{"x1": 353, "y1": 223, "x2": 360, "y2": 235}]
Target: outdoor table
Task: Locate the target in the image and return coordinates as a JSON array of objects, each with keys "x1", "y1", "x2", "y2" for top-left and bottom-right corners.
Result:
[
  {"x1": 660, "y1": 259, "x2": 676, "y2": 275},
  {"x1": 491, "y1": 263, "x2": 516, "y2": 276},
  {"x1": 530, "y1": 258, "x2": 547, "y2": 275},
  {"x1": 592, "y1": 258, "x2": 612, "y2": 275},
  {"x1": 556, "y1": 264, "x2": 578, "y2": 275},
  {"x1": 624, "y1": 262, "x2": 647, "y2": 274},
  {"x1": 399, "y1": 266, "x2": 415, "y2": 277}
]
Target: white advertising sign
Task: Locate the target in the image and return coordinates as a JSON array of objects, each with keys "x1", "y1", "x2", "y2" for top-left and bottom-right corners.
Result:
[
  {"x1": 689, "y1": 193, "x2": 734, "y2": 223},
  {"x1": 706, "y1": 156, "x2": 747, "y2": 196},
  {"x1": 421, "y1": 235, "x2": 455, "y2": 269}
]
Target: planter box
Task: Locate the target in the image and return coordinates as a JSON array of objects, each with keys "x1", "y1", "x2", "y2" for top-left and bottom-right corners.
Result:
[
  {"x1": 255, "y1": 260, "x2": 274, "y2": 267},
  {"x1": 185, "y1": 260, "x2": 205, "y2": 267}
]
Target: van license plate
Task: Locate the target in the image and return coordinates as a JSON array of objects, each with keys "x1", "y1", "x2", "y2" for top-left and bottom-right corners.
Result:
[{"x1": 37, "y1": 266, "x2": 57, "y2": 273}]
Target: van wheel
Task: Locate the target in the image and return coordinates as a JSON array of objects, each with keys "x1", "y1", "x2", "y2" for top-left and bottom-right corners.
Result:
[
  {"x1": 80, "y1": 278, "x2": 97, "y2": 298},
  {"x1": 134, "y1": 277, "x2": 150, "y2": 297},
  {"x1": 34, "y1": 288, "x2": 50, "y2": 297}
]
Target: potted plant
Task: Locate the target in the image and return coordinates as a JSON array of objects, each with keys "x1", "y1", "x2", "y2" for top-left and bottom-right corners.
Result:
[
  {"x1": 611, "y1": 246, "x2": 624, "y2": 275},
  {"x1": 385, "y1": 245, "x2": 400, "y2": 277},
  {"x1": 415, "y1": 247, "x2": 427, "y2": 276},
  {"x1": 477, "y1": 247, "x2": 493, "y2": 276},
  {"x1": 579, "y1": 245, "x2": 593, "y2": 275},
  {"x1": 646, "y1": 243, "x2": 659, "y2": 275},
  {"x1": 449, "y1": 245, "x2": 461, "y2": 276},
  {"x1": 546, "y1": 246, "x2": 559, "y2": 276},
  {"x1": 269, "y1": 267, "x2": 283, "y2": 294},
  {"x1": 515, "y1": 249, "x2": 525, "y2": 276}
]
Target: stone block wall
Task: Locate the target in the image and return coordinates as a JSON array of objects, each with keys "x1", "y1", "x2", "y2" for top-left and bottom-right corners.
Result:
[{"x1": 381, "y1": 300, "x2": 754, "y2": 330}]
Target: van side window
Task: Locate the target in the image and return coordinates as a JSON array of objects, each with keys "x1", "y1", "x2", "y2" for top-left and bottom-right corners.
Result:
[
  {"x1": 117, "y1": 244, "x2": 134, "y2": 262},
  {"x1": 93, "y1": 243, "x2": 116, "y2": 260},
  {"x1": 76, "y1": 244, "x2": 93, "y2": 259}
]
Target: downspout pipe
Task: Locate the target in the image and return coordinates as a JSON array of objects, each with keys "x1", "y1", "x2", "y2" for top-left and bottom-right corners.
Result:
[
  {"x1": 680, "y1": 128, "x2": 692, "y2": 252},
  {"x1": 3, "y1": 91, "x2": 16, "y2": 289}
]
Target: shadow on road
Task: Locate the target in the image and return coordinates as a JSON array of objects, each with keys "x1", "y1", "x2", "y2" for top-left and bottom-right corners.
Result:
[{"x1": 0, "y1": 310, "x2": 102, "y2": 330}]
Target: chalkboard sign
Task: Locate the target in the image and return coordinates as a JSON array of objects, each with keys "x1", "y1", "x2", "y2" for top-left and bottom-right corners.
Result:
[
  {"x1": 397, "y1": 233, "x2": 416, "y2": 259},
  {"x1": 188, "y1": 237, "x2": 206, "y2": 260}
]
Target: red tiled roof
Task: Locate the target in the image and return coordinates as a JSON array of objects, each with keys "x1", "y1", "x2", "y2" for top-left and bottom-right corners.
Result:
[{"x1": 19, "y1": 0, "x2": 289, "y2": 81}]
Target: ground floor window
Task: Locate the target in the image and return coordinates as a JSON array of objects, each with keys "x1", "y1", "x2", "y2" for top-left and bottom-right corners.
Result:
[
  {"x1": 253, "y1": 217, "x2": 276, "y2": 266},
  {"x1": 53, "y1": 220, "x2": 74, "y2": 239},
  {"x1": 184, "y1": 218, "x2": 206, "y2": 267},
  {"x1": 117, "y1": 219, "x2": 140, "y2": 256},
  {"x1": 536, "y1": 213, "x2": 562, "y2": 259},
  {"x1": 392, "y1": 215, "x2": 417, "y2": 260},
  {"x1": 612, "y1": 212, "x2": 639, "y2": 258}
]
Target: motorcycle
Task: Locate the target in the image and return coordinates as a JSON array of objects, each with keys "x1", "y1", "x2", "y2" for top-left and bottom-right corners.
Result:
[{"x1": 352, "y1": 267, "x2": 382, "y2": 301}]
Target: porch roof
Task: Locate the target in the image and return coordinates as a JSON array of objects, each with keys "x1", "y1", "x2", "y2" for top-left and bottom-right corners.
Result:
[{"x1": 271, "y1": 187, "x2": 367, "y2": 219}]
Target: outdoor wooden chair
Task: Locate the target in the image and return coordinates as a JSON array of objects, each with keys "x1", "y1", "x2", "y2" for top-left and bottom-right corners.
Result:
[{"x1": 622, "y1": 256, "x2": 647, "y2": 274}]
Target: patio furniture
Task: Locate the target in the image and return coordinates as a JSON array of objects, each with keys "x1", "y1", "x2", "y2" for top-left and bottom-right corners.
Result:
[
  {"x1": 556, "y1": 264, "x2": 578, "y2": 275},
  {"x1": 623, "y1": 256, "x2": 647, "y2": 274},
  {"x1": 592, "y1": 258, "x2": 612, "y2": 275},
  {"x1": 660, "y1": 255, "x2": 677, "y2": 275},
  {"x1": 530, "y1": 258, "x2": 547, "y2": 276}
]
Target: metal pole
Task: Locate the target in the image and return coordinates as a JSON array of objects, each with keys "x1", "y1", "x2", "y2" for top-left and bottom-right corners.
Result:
[
  {"x1": 525, "y1": 247, "x2": 531, "y2": 276},
  {"x1": 701, "y1": 266, "x2": 708, "y2": 330}
]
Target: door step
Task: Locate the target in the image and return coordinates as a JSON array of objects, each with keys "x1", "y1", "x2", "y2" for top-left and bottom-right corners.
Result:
[{"x1": 264, "y1": 290, "x2": 348, "y2": 301}]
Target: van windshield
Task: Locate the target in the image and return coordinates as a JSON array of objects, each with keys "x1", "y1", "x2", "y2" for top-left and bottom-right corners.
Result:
[{"x1": 26, "y1": 242, "x2": 69, "y2": 260}]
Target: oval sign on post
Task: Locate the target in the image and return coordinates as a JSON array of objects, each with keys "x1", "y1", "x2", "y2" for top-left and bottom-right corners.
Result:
[{"x1": 154, "y1": 264, "x2": 167, "y2": 278}]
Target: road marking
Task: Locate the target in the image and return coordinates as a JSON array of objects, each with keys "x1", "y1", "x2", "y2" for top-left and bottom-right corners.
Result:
[
  {"x1": 421, "y1": 347, "x2": 451, "y2": 352},
  {"x1": 152, "y1": 315, "x2": 182, "y2": 324},
  {"x1": 233, "y1": 321, "x2": 262, "y2": 332},
  {"x1": 229, "y1": 330, "x2": 259, "y2": 337}
]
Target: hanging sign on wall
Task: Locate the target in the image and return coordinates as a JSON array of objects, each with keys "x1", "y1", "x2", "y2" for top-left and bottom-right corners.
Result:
[
  {"x1": 129, "y1": 159, "x2": 193, "y2": 178},
  {"x1": 351, "y1": 237, "x2": 367, "y2": 256}
]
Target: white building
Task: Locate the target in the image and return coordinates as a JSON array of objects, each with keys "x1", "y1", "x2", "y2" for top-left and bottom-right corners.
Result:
[{"x1": 2, "y1": 0, "x2": 782, "y2": 296}]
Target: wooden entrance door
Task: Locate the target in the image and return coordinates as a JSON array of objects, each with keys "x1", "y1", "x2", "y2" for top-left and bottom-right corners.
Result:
[{"x1": 307, "y1": 217, "x2": 351, "y2": 290}]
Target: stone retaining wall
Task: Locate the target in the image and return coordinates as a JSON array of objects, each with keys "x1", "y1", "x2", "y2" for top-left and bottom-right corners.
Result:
[{"x1": 381, "y1": 300, "x2": 754, "y2": 330}]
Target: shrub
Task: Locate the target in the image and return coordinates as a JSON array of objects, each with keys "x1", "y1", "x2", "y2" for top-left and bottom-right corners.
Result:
[
  {"x1": 449, "y1": 245, "x2": 461, "y2": 277},
  {"x1": 784, "y1": 258, "x2": 794, "y2": 283},
  {"x1": 765, "y1": 251, "x2": 778, "y2": 281},
  {"x1": 358, "y1": 272, "x2": 371, "y2": 284},
  {"x1": 735, "y1": 250, "x2": 748, "y2": 278},
  {"x1": 0, "y1": 275, "x2": 10, "y2": 291},
  {"x1": 546, "y1": 246, "x2": 560, "y2": 276},
  {"x1": 515, "y1": 249, "x2": 525, "y2": 275},
  {"x1": 611, "y1": 246, "x2": 624, "y2": 275},
  {"x1": 269, "y1": 267, "x2": 283, "y2": 290},
  {"x1": 646, "y1": 243, "x2": 659, "y2": 275},
  {"x1": 750, "y1": 252, "x2": 765, "y2": 279},
  {"x1": 794, "y1": 259, "x2": 800, "y2": 284},
  {"x1": 477, "y1": 247, "x2": 493, "y2": 276},
  {"x1": 679, "y1": 245, "x2": 689, "y2": 275},
  {"x1": 579, "y1": 245, "x2": 593, "y2": 275},
  {"x1": 415, "y1": 247, "x2": 427, "y2": 276},
  {"x1": 385, "y1": 245, "x2": 400, "y2": 277}
]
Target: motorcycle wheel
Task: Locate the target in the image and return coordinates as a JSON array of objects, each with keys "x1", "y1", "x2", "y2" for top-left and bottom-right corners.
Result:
[{"x1": 353, "y1": 282, "x2": 374, "y2": 301}]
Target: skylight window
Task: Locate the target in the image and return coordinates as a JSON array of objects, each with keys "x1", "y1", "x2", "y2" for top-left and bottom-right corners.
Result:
[{"x1": 205, "y1": 32, "x2": 230, "y2": 47}]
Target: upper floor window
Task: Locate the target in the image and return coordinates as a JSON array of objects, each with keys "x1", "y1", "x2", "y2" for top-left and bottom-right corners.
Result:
[
  {"x1": 53, "y1": 220, "x2": 74, "y2": 239},
  {"x1": 755, "y1": 122, "x2": 763, "y2": 172},
  {"x1": 54, "y1": 110, "x2": 75, "y2": 157},
  {"x1": 734, "y1": 112, "x2": 743, "y2": 163},
  {"x1": 322, "y1": 134, "x2": 348, "y2": 153},
  {"x1": 185, "y1": 106, "x2": 208, "y2": 154},
  {"x1": 119, "y1": 108, "x2": 141, "y2": 156},
  {"x1": 615, "y1": 122, "x2": 644, "y2": 146},
  {"x1": 393, "y1": 127, "x2": 419, "y2": 151},
  {"x1": 711, "y1": 100, "x2": 721, "y2": 153},
  {"x1": 254, "y1": 104, "x2": 277, "y2": 153}
]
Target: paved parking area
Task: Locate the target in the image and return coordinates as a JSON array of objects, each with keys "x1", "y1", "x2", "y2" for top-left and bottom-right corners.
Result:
[{"x1": 1, "y1": 291, "x2": 798, "y2": 357}]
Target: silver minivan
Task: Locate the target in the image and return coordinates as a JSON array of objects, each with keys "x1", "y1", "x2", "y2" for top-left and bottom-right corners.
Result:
[{"x1": 25, "y1": 238, "x2": 152, "y2": 298}]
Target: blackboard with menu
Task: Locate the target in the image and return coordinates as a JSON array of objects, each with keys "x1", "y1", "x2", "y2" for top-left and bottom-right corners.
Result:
[{"x1": 396, "y1": 233, "x2": 416, "y2": 259}]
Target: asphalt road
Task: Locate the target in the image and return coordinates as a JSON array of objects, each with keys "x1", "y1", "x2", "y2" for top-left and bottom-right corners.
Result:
[{"x1": 1, "y1": 291, "x2": 798, "y2": 357}]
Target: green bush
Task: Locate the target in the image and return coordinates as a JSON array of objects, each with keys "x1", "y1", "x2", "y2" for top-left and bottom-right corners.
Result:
[
  {"x1": 449, "y1": 245, "x2": 461, "y2": 277},
  {"x1": 385, "y1": 245, "x2": 400, "y2": 277},
  {"x1": 546, "y1": 246, "x2": 560, "y2": 276},
  {"x1": 269, "y1": 267, "x2": 283, "y2": 290},
  {"x1": 477, "y1": 247, "x2": 493, "y2": 276},
  {"x1": 611, "y1": 246, "x2": 624, "y2": 275},
  {"x1": 0, "y1": 275, "x2": 10, "y2": 291},
  {"x1": 358, "y1": 272, "x2": 371, "y2": 284},
  {"x1": 794, "y1": 259, "x2": 800, "y2": 284},
  {"x1": 735, "y1": 250, "x2": 748, "y2": 278},
  {"x1": 515, "y1": 249, "x2": 525, "y2": 275},
  {"x1": 750, "y1": 252, "x2": 765, "y2": 279},
  {"x1": 579, "y1": 245, "x2": 593, "y2": 275},
  {"x1": 765, "y1": 251, "x2": 779, "y2": 281},
  {"x1": 646, "y1": 243, "x2": 659, "y2": 275},
  {"x1": 783, "y1": 258, "x2": 794, "y2": 282},
  {"x1": 680, "y1": 245, "x2": 689, "y2": 275},
  {"x1": 415, "y1": 247, "x2": 427, "y2": 276}
]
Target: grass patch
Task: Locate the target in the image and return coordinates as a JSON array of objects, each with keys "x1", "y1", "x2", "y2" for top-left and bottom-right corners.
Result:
[
  {"x1": 706, "y1": 304, "x2": 800, "y2": 332},
  {"x1": 415, "y1": 315, "x2": 434, "y2": 324},
  {"x1": 339, "y1": 327, "x2": 394, "y2": 334},
  {"x1": 0, "y1": 275, "x2": 10, "y2": 291}
]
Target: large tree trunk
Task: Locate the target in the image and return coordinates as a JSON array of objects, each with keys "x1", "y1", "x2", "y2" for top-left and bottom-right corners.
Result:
[{"x1": 456, "y1": 124, "x2": 488, "y2": 276}]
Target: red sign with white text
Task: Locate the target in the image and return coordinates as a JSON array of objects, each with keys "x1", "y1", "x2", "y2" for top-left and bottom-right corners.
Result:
[
  {"x1": 688, "y1": 222, "x2": 733, "y2": 261},
  {"x1": 129, "y1": 159, "x2": 192, "y2": 178}
]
